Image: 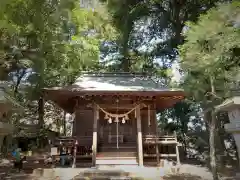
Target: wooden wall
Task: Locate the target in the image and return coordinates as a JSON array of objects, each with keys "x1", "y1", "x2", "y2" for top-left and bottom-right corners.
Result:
[
  {"x1": 73, "y1": 108, "x2": 94, "y2": 137},
  {"x1": 141, "y1": 106, "x2": 157, "y2": 136},
  {"x1": 72, "y1": 104, "x2": 157, "y2": 143}
]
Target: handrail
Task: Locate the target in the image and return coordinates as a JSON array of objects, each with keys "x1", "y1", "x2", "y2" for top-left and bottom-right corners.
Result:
[{"x1": 142, "y1": 135, "x2": 177, "y2": 144}]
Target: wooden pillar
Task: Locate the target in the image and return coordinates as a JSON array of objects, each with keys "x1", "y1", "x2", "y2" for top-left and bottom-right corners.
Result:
[
  {"x1": 71, "y1": 112, "x2": 76, "y2": 136},
  {"x1": 156, "y1": 140, "x2": 160, "y2": 165},
  {"x1": 63, "y1": 111, "x2": 67, "y2": 136},
  {"x1": 155, "y1": 108, "x2": 160, "y2": 165},
  {"x1": 92, "y1": 104, "x2": 98, "y2": 167},
  {"x1": 174, "y1": 131, "x2": 180, "y2": 165},
  {"x1": 72, "y1": 140, "x2": 78, "y2": 168},
  {"x1": 136, "y1": 105, "x2": 143, "y2": 166}
]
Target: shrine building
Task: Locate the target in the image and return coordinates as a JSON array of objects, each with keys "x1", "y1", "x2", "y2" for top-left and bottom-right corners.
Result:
[{"x1": 43, "y1": 72, "x2": 185, "y2": 167}]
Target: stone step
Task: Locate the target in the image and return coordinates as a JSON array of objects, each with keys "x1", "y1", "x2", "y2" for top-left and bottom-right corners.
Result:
[
  {"x1": 100, "y1": 147, "x2": 136, "y2": 151},
  {"x1": 73, "y1": 175, "x2": 132, "y2": 180},
  {"x1": 100, "y1": 143, "x2": 136, "y2": 146},
  {"x1": 82, "y1": 170, "x2": 130, "y2": 177},
  {"x1": 96, "y1": 158, "x2": 138, "y2": 165},
  {"x1": 97, "y1": 152, "x2": 137, "y2": 157}
]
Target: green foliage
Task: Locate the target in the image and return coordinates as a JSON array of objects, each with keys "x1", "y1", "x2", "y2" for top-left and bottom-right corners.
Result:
[
  {"x1": 179, "y1": 2, "x2": 240, "y2": 176},
  {"x1": 0, "y1": 0, "x2": 116, "y2": 139},
  {"x1": 101, "y1": 0, "x2": 228, "y2": 72},
  {"x1": 179, "y1": 1, "x2": 240, "y2": 103},
  {"x1": 180, "y1": 2, "x2": 240, "y2": 73}
]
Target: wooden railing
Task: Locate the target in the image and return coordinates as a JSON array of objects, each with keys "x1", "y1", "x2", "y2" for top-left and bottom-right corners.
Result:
[
  {"x1": 142, "y1": 135, "x2": 177, "y2": 144},
  {"x1": 142, "y1": 134, "x2": 180, "y2": 164},
  {"x1": 53, "y1": 136, "x2": 93, "y2": 157},
  {"x1": 77, "y1": 146, "x2": 92, "y2": 157}
]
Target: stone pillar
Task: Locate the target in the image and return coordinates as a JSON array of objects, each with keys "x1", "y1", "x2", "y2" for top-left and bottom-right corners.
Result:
[
  {"x1": 136, "y1": 105, "x2": 143, "y2": 166},
  {"x1": 92, "y1": 104, "x2": 98, "y2": 167},
  {"x1": 215, "y1": 96, "x2": 240, "y2": 178}
]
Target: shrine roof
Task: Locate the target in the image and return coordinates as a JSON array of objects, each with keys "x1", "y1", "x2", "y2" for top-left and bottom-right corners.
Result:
[
  {"x1": 44, "y1": 72, "x2": 183, "y2": 93},
  {"x1": 215, "y1": 96, "x2": 240, "y2": 111},
  {"x1": 43, "y1": 73, "x2": 185, "y2": 113}
]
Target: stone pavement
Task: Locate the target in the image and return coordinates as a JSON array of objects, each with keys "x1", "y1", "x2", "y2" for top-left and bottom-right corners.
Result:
[
  {"x1": 27, "y1": 165, "x2": 211, "y2": 180},
  {"x1": 1, "y1": 163, "x2": 224, "y2": 180}
]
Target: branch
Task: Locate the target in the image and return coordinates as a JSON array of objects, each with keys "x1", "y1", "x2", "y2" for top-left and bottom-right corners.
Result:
[{"x1": 204, "y1": 92, "x2": 223, "y2": 100}]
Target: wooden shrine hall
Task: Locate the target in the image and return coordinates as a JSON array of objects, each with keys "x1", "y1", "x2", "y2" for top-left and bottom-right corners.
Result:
[{"x1": 43, "y1": 72, "x2": 185, "y2": 167}]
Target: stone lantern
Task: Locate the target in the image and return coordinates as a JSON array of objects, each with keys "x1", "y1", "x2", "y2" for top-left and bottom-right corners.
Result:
[{"x1": 215, "y1": 96, "x2": 240, "y2": 178}]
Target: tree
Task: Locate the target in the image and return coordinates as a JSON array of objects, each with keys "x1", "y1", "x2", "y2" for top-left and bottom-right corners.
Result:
[
  {"x1": 0, "y1": 0, "x2": 116, "y2": 144},
  {"x1": 100, "y1": 0, "x2": 229, "y2": 72},
  {"x1": 179, "y1": 1, "x2": 240, "y2": 179}
]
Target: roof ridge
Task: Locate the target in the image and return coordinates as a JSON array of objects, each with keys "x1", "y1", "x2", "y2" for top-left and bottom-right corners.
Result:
[{"x1": 80, "y1": 72, "x2": 151, "y2": 78}]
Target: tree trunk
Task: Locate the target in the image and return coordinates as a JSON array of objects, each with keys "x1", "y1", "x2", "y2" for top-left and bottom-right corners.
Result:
[
  {"x1": 120, "y1": 0, "x2": 132, "y2": 72},
  {"x1": 210, "y1": 110, "x2": 219, "y2": 180},
  {"x1": 38, "y1": 95, "x2": 45, "y2": 148},
  {"x1": 181, "y1": 131, "x2": 188, "y2": 158},
  {"x1": 209, "y1": 76, "x2": 219, "y2": 180},
  {"x1": 38, "y1": 96, "x2": 44, "y2": 129}
]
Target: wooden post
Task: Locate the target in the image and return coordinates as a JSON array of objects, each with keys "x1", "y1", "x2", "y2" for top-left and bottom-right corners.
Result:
[
  {"x1": 71, "y1": 112, "x2": 76, "y2": 136},
  {"x1": 63, "y1": 111, "x2": 67, "y2": 136},
  {"x1": 92, "y1": 104, "x2": 98, "y2": 167},
  {"x1": 136, "y1": 105, "x2": 143, "y2": 166},
  {"x1": 156, "y1": 139, "x2": 160, "y2": 166},
  {"x1": 72, "y1": 140, "x2": 78, "y2": 168},
  {"x1": 148, "y1": 105, "x2": 151, "y2": 134},
  {"x1": 154, "y1": 108, "x2": 160, "y2": 165},
  {"x1": 174, "y1": 131, "x2": 180, "y2": 165}
]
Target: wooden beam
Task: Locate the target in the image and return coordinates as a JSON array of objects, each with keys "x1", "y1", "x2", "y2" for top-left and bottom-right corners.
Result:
[
  {"x1": 136, "y1": 105, "x2": 143, "y2": 166},
  {"x1": 87, "y1": 103, "x2": 147, "y2": 110},
  {"x1": 92, "y1": 104, "x2": 98, "y2": 167}
]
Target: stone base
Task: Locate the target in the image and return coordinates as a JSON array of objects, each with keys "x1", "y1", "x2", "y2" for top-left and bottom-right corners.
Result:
[{"x1": 236, "y1": 172, "x2": 240, "y2": 178}]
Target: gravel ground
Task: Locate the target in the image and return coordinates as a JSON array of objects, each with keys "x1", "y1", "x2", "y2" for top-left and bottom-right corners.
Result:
[{"x1": 0, "y1": 161, "x2": 237, "y2": 180}]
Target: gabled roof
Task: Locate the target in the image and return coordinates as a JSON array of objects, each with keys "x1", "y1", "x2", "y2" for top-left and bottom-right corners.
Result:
[
  {"x1": 45, "y1": 72, "x2": 183, "y2": 92},
  {"x1": 43, "y1": 73, "x2": 185, "y2": 113}
]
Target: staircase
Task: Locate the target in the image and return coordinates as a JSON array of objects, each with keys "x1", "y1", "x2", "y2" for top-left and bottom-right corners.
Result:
[{"x1": 96, "y1": 142, "x2": 138, "y2": 165}]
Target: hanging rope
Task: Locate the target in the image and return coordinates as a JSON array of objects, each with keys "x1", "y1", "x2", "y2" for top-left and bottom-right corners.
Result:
[{"x1": 95, "y1": 103, "x2": 142, "y2": 119}]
